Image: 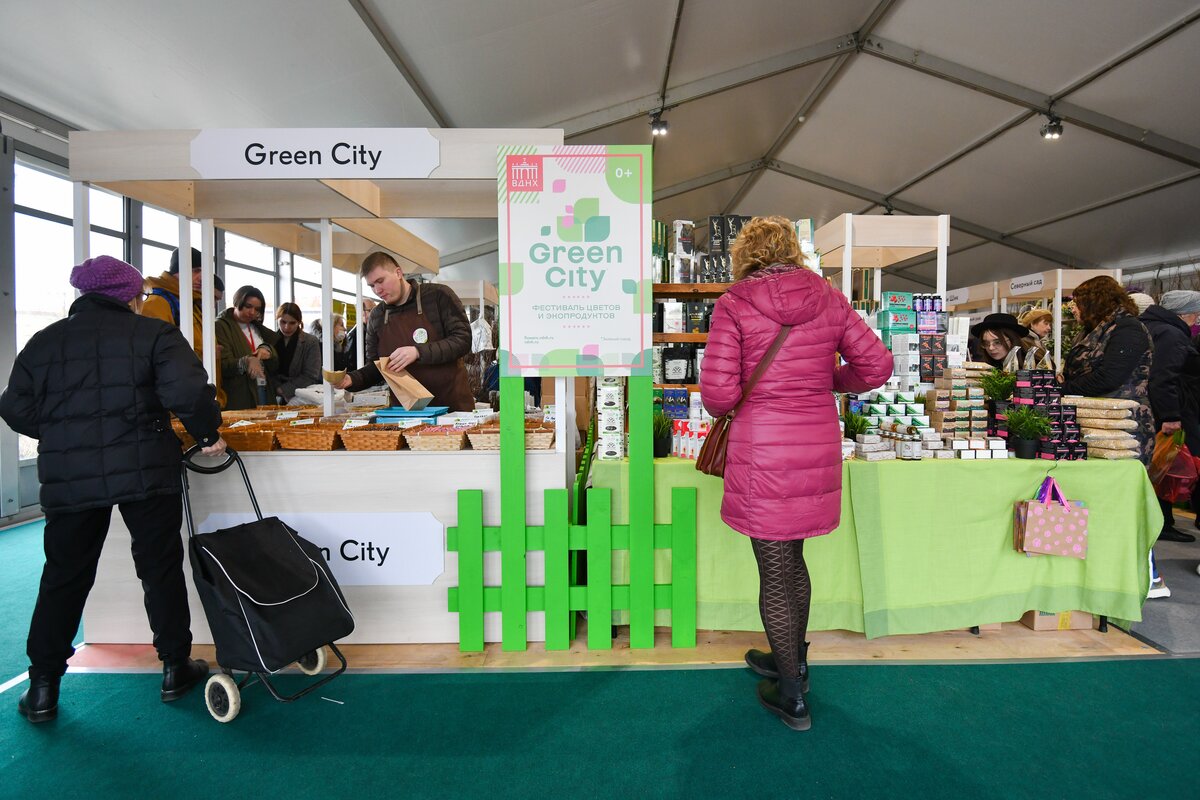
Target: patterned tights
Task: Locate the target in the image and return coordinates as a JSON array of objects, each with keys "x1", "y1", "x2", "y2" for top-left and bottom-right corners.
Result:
[{"x1": 749, "y1": 538, "x2": 811, "y2": 680}]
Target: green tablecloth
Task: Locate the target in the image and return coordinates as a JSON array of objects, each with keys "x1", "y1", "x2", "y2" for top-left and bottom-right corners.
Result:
[{"x1": 589, "y1": 457, "x2": 1161, "y2": 638}]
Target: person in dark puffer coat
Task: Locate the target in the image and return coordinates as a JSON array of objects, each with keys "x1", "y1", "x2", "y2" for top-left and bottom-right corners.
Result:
[
  {"x1": 700, "y1": 216, "x2": 892, "y2": 731},
  {"x1": 0, "y1": 256, "x2": 226, "y2": 724},
  {"x1": 1140, "y1": 291, "x2": 1200, "y2": 543}
]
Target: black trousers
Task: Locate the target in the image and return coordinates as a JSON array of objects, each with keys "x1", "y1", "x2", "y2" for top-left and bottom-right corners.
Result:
[{"x1": 28, "y1": 493, "x2": 192, "y2": 678}]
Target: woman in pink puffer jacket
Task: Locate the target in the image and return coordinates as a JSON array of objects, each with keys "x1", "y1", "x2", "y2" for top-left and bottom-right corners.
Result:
[{"x1": 700, "y1": 216, "x2": 892, "y2": 731}]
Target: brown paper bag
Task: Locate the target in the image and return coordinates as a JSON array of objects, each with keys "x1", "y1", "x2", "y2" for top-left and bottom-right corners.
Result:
[{"x1": 375, "y1": 358, "x2": 434, "y2": 410}]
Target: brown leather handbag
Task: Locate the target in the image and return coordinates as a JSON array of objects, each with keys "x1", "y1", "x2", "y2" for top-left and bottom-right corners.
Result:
[{"x1": 696, "y1": 325, "x2": 793, "y2": 477}]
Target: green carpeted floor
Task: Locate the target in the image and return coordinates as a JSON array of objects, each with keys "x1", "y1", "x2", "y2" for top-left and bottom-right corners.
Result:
[
  {"x1": 0, "y1": 659, "x2": 1195, "y2": 799},
  {"x1": 0, "y1": 520, "x2": 50, "y2": 680}
]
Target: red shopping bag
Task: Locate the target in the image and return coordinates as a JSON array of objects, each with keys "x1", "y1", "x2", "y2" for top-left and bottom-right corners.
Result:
[
  {"x1": 1154, "y1": 444, "x2": 1198, "y2": 503},
  {"x1": 1148, "y1": 430, "x2": 1185, "y2": 485}
]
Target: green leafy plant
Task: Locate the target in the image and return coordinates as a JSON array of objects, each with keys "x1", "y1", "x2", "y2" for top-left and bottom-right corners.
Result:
[
  {"x1": 1005, "y1": 405, "x2": 1052, "y2": 440},
  {"x1": 652, "y1": 410, "x2": 673, "y2": 440},
  {"x1": 843, "y1": 411, "x2": 870, "y2": 440},
  {"x1": 979, "y1": 369, "x2": 1016, "y2": 401}
]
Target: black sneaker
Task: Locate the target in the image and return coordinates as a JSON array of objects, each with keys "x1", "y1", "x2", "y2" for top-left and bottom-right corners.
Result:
[{"x1": 1159, "y1": 526, "x2": 1196, "y2": 543}]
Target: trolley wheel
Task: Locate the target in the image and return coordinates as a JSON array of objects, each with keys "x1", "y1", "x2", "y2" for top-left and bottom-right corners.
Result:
[
  {"x1": 296, "y1": 647, "x2": 327, "y2": 676},
  {"x1": 205, "y1": 674, "x2": 241, "y2": 723}
]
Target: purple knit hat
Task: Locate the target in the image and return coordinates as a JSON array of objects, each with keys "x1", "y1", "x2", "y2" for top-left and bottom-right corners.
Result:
[{"x1": 69, "y1": 255, "x2": 144, "y2": 303}]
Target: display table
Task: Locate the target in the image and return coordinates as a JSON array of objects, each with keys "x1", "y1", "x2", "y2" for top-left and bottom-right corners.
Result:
[
  {"x1": 84, "y1": 449, "x2": 570, "y2": 645},
  {"x1": 590, "y1": 458, "x2": 1161, "y2": 638}
]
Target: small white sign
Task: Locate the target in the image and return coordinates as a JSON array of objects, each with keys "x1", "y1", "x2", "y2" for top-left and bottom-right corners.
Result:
[
  {"x1": 945, "y1": 288, "x2": 968, "y2": 306},
  {"x1": 190, "y1": 129, "x2": 440, "y2": 179},
  {"x1": 1008, "y1": 274, "x2": 1045, "y2": 296},
  {"x1": 277, "y1": 411, "x2": 300, "y2": 420},
  {"x1": 197, "y1": 512, "x2": 445, "y2": 586}
]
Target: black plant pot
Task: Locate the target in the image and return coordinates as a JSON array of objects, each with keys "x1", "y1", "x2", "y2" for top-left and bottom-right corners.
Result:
[
  {"x1": 1011, "y1": 437, "x2": 1039, "y2": 459},
  {"x1": 653, "y1": 435, "x2": 672, "y2": 458}
]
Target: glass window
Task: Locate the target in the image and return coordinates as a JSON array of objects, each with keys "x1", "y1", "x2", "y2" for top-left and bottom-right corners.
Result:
[
  {"x1": 224, "y1": 233, "x2": 272, "y2": 269},
  {"x1": 143, "y1": 205, "x2": 180, "y2": 246},
  {"x1": 90, "y1": 231, "x2": 126, "y2": 262},
  {"x1": 89, "y1": 187, "x2": 124, "y2": 232},
  {"x1": 332, "y1": 268, "x2": 358, "y2": 294},
  {"x1": 224, "y1": 265, "x2": 276, "y2": 330},
  {"x1": 293, "y1": 282, "x2": 322, "y2": 332},
  {"x1": 142, "y1": 207, "x2": 202, "y2": 261},
  {"x1": 293, "y1": 255, "x2": 321, "y2": 284},
  {"x1": 15, "y1": 214, "x2": 75, "y2": 351},
  {"x1": 14, "y1": 162, "x2": 72, "y2": 218},
  {"x1": 142, "y1": 243, "x2": 174, "y2": 275}
]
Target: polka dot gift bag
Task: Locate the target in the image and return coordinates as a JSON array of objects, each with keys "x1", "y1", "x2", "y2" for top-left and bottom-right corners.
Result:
[{"x1": 1019, "y1": 476, "x2": 1089, "y2": 560}]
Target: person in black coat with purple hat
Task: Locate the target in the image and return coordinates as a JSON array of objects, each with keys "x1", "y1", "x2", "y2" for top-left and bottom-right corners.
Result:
[{"x1": 0, "y1": 256, "x2": 226, "y2": 724}]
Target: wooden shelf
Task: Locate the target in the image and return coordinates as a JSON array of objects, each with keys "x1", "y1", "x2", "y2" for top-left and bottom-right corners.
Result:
[
  {"x1": 653, "y1": 332, "x2": 708, "y2": 343},
  {"x1": 653, "y1": 283, "x2": 731, "y2": 298}
]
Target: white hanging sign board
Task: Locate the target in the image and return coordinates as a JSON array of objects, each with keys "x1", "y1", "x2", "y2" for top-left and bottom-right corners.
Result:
[
  {"x1": 190, "y1": 128, "x2": 440, "y2": 179},
  {"x1": 197, "y1": 512, "x2": 445, "y2": 586},
  {"x1": 497, "y1": 145, "x2": 653, "y2": 377},
  {"x1": 1008, "y1": 274, "x2": 1045, "y2": 296},
  {"x1": 945, "y1": 288, "x2": 968, "y2": 306}
]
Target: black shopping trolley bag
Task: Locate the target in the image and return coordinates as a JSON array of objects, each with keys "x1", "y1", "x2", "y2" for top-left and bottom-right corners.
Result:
[{"x1": 183, "y1": 449, "x2": 354, "y2": 674}]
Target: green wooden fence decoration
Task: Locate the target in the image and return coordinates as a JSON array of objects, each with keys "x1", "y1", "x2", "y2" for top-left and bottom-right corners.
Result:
[
  {"x1": 626, "y1": 375, "x2": 655, "y2": 648},
  {"x1": 447, "y1": 484, "x2": 698, "y2": 648},
  {"x1": 499, "y1": 376, "x2": 527, "y2": 650}
]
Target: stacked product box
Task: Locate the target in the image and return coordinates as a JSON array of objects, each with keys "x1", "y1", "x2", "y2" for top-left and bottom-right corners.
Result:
[
  {"x1": 672, "y1": 391, "x2": 709, "y2": 459},
  {"x1": 1012, "y1": 369, "x2": 1086, "y2": 460},
  {"x1": 596, "y1": 377, "x2": 625, "y2": 460},
  {"x1": 925, "y1": 368, "x2": 1011, "y2": 458},
  {"x1": 858, "y1": 388, "x2": 932, "y2": 435},
  {"x1": 669, "y1": 219, "x2": 695, "y2": 283}
]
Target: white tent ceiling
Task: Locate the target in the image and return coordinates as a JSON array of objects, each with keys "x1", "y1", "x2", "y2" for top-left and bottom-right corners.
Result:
[{"x1": 2, "y1": 0, "x2": 1198, "y2": 292}]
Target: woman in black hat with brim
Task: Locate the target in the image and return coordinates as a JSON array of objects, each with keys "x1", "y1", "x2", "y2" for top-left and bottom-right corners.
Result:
[{"x1": 970, "y1": 313, "x2": 1050, "y2": 370}]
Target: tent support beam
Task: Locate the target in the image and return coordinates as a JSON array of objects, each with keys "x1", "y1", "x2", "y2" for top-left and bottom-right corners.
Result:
[
  {"x1": 441, "y1": 241, "x2": 500, "y2": 269},
  {"x1": 721, "y1": 0, "x2": 900, "y2": 214},
  {"x1": 653, "y1": 160, "x2": 763, "y2": 203},
  {"x1": 557, "y1": 34, "x2": 855, "y2": 138},
  {"x1": 767, "y1": 159, "x2": 1098, "y2": 269},
  {"x1": 346, "y1": 0, "x2": 452, "y2": 128},
  {"x1": 857, "y1": 9, "x2": 1200, "y2": 213},
  {"x1": 863, "y1": 34, "x2": 1200, "y2": 170}
]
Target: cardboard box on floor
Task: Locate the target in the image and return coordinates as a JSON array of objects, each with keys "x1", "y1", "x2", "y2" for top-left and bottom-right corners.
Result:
[
  {"x1": 541, "y1": 377, "x2": 595, "y2": 434},
  {"x1": 1020, "y1": 610, "x2": 1094, "y2": 631}
]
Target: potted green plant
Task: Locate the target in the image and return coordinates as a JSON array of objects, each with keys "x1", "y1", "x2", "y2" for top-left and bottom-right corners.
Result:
[
  {"x1": 1005, "y1": 405, "x2": 1052, "y2": 459},
  {"x1": 653, "y1": 410, "x2": 673, "y2": 458},
  {"x1": 979, "y1": 369, "x2": 1016, "y2": 436},
  {"x1": 843, "y1": 411, "x2": 869, "y2": 441}
]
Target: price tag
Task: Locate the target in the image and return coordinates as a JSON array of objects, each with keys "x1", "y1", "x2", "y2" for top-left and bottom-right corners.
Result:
[
  {"x1": 290, "y1": 418, "x2": 315, "y2": 426},
  {"x1": 343, "y1": 419, "x2": 370, "y2": 430},
  {"x1": 277, "y1": 411, "x2": 300, "y2": 420},
  {"x1": 228, "y1": 420, "x2": 255, "y2": 429}
]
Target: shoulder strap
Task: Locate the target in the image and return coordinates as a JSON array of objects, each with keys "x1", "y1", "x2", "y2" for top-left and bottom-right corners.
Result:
[
  {"x1": 151, "y1": 288, "x2": 180, "y2": 325},
  {"x1": 731, "y1": 325, "x2": 792, "y2": 416}
]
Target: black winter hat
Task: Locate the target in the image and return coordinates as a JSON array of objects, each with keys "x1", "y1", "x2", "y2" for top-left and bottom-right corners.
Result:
[{"x1": 169, "y1": 246, "x2": 202, "y2": 274}]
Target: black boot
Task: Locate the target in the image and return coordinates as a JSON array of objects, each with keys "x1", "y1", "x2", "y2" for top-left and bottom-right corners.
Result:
[
  {"x1": 18, "y1": 674, "x2": 60, "y2": 723},
  {"x1": 161, "y1": 658, "x2": 209, "y2": 702},
  {"x1": 757, "y1": 677, "x2": 810, "y2": 731},
  {"x1": 745, "y1": 642, "x2": 810, "y2": 693}
]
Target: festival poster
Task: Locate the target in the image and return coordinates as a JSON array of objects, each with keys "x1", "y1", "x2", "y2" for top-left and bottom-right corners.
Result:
[{"x1": 497, "y1": 145, "x2": 652, "y2": 377}]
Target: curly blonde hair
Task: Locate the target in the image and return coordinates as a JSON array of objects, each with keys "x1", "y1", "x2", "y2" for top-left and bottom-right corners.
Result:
[{"x1": 730, "y1": 216, "x2": 802, "y2": 281}]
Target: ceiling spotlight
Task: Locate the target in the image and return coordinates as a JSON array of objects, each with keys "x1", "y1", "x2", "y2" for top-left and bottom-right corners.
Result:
[
  {"x1": 1040, "y1": 113, "x2": 1063, "y2": 140},
  {"x1": 650, "y1": 112, "x2": 669, "y2": 137}
]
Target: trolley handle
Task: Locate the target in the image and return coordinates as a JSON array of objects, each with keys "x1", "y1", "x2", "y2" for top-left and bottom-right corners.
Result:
[
  {"x1": 182, "y1": 444, "x2": 240, "y2": 474},
  {"x1": 180, "y1": 445, "x2": 263, "y2": 538}
]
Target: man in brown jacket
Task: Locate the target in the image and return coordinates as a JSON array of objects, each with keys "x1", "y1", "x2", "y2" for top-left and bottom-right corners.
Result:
[{"x1": 336, "y1": 253, "x2": 473, "y2": 411}]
